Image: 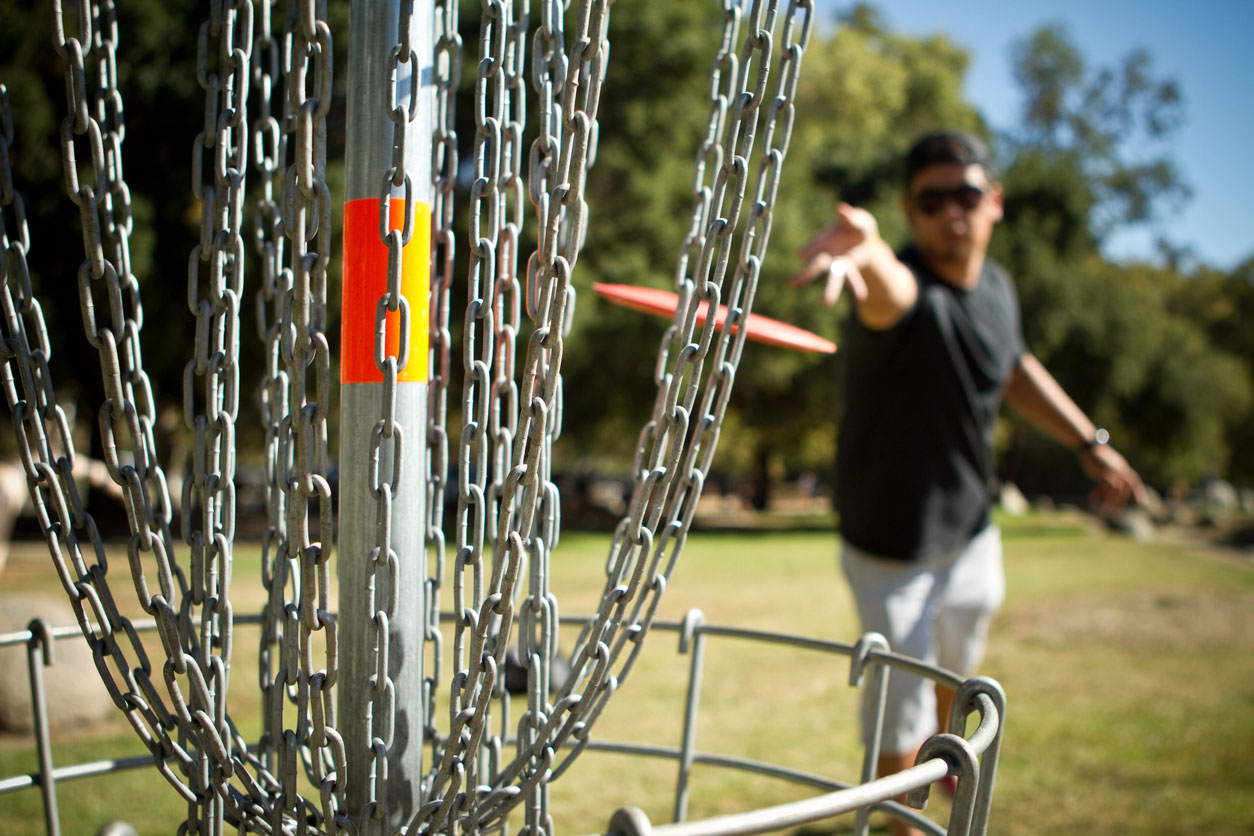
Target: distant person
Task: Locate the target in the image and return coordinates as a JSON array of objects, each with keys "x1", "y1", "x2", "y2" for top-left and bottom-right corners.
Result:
[{"x1": 792, "y1": 131, "x2": 1146, "y2": 835}]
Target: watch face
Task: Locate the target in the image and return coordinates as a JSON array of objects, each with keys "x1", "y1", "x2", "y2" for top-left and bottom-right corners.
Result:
[{"x1": 1094, "y1": 428, "x2": 1110, "y2": 446}]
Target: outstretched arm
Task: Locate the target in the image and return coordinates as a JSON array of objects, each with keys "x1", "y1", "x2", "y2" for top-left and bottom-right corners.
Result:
[
  {"x1": 791, "y1": 203, "x2": 918, "y2": 330},
  {"x1": 1005, "y1": 353, "x2": 1148, "y2": 515}
]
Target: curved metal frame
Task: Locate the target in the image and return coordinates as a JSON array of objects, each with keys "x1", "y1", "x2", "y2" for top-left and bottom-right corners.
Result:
[{"x1": 1, "y1": 610, "x2": 1004, "y2": 836}]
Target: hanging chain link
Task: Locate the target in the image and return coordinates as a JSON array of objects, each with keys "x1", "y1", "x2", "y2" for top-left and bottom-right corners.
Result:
[
  {"x1": 599, "y1": 0, "x2": 813, "y2": 729},
  {"x1": 354, "y1": 0, "x2": 425, "y2": 826},
  {"x1": 508, "y1": 1, "x2": 605, "y2": 833},
  {"x1": 24, "y1": 0, "x2": 342, "y2": 832},
  {"x1": 2, "y1": 16, "x2": 188, "y2": 813},
  {"x1": 503, "y1": 0, "x2": 814, "y2": 801},
  {"x1": 40, "y1": 1, "x2": 349, "y2": 832},
  {"x1": 413, "y1": 2, "x2": 518, "y2": 833},
  {"x1": 424, "y1": 0, "x2": 461, "y2": 801},
  {"x1": 55, "y1": 0, "x2": 204, "y2": 805},
  {"x1": 36, "y1": 0, "x2": 230, "y2": 827},
  {"x1": 485, "y1": 8, "x2": 528, "y2": 826},
  {"x1": 418, "y1": 2, "x2": 616, "y2": 834},
  {"x1": 251, "y1": 0, "x2": 294, "y2": 803},
  {"x1": 273, "y1": 0, "x2": 341, "y2": 830},
  {"x1": 185, "y1": 2, "x2": 256, "y2": 828},
  {"x1": 4, "y1": 2, "x2": 812, "y2": 833}
]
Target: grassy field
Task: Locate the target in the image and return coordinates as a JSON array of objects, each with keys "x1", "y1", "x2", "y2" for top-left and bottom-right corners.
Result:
[{"x1": 1, "y1": 510, "x2": 1252, "y2": 835}]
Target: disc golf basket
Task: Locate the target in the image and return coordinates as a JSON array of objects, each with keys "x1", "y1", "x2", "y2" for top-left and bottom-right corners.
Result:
[{"x1": 0, "y1": 2, "x2": 1005, "y2": 835}]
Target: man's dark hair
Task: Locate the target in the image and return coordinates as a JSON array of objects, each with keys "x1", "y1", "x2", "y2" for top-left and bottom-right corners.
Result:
[{"x1": 904, "y1": 131, "x2": 992, "y2": 185}]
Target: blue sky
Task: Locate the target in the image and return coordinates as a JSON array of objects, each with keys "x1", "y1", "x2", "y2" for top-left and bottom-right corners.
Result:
[{"x1": 812, "y1": 0, "x2": 1253, "y2": 271}]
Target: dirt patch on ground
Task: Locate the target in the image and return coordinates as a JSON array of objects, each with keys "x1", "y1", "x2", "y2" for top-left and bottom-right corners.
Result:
[{"x1": 998, "y1": 586, "x2": 1254, "y2": 653}]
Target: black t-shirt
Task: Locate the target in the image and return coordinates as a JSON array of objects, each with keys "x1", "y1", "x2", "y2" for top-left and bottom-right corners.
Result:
[{"x1": 835, "y1": 246, "x2": 1026, "y2": 560}]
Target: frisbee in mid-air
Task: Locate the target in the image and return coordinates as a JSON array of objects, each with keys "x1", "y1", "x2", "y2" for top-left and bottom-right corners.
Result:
[{"x1": 592, "y1": 283, "x2": 836, "y2": 354}]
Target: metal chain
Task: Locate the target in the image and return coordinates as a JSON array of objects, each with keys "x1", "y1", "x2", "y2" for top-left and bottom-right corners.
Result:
[
  {"x1": 41, "y1": 1, "x2": 351, "y2": 832},
  {"x1": 58, "y1": 0, "x2": 194, "y2": 801},
  {"x1": 504, "y1": 0, "x2": 813, "y2": 798},
  {"x1": 184, "y1": 2, "x2": 254, "y2": 829},
  {"x1": 424, "y1": 0, "x2": 461, "y2": 801},
  {"x1": 275, "y1": 0, "x2": 340, "y2": 830},
  {"x1": 412, "y1": 2, "x2": 516, "y2": 833},
  {"x1": 1, "y1": 36, "x2": 189, "y2": 815},
  {"x1": 599, "y1": 0, "x2": 813, "y2": 728},
  {"x1": 444, "y1": 2, "x2": 614, "y2": 834},
  {"x1": 509, "y1": 2, "x2": 598, "y2": 834},
  {"x1": 7, "y1": 0, "x2": 338, "y2": 833},
  {"x1": 18, "y1": 1, "x2": 345, "y2": 832},
  {"x1": 486, "y1": 9, "x2": 528, "y2": 827},
  {"x1": 356, "y1": 0, "x2": 422, "y2": 826},
  {"x1": 38, "y1": 0, "x2": 228, "y2": 825},
  {"x1": 3, "y1": 3, "x2": 813, "y2": 834},
  {"x1": 250, "y1": 0, "x2": 294, "y2": 801}
]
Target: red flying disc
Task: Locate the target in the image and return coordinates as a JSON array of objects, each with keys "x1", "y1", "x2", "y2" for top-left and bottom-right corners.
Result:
[{"x1": 592, "y1": 283, "x2": 836, "y2": 354}]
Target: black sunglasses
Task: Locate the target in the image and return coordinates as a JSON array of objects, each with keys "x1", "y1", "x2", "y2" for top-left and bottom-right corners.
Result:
[{"x1": 912, "y1": 183, "x2": 985, "y2": 216}]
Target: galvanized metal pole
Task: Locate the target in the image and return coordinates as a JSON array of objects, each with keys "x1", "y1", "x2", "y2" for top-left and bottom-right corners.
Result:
[
  {"x1": 26, "y1": 621, "x2": 60, "y2": 836},
  {"x1": 340, "y1": 1, "x2": 434, "y2": 830}
]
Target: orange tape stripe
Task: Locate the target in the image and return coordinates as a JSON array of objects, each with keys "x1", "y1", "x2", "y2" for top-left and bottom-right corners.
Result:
[{"x1": 341, "y1": 198, "x2": 431, "y2": 384}]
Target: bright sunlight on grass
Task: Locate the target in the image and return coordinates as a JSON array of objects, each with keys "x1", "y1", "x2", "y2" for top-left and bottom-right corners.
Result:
[{"x1": 1, "y1": 510, "x2": 1251, "y2": 835}]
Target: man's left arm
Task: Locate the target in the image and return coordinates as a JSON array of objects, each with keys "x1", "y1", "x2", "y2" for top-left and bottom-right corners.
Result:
[{"x1": 1004, "y1": 353, "x2": 1148, "y2": 515}]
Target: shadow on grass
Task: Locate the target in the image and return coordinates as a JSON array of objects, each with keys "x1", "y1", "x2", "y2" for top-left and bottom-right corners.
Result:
[
  {"x1": 795, "y1": 822, "x2": 900, "y2": 836},
  {"x1": 999, "y1": 523, "x2": 1093, "y2": 540}
]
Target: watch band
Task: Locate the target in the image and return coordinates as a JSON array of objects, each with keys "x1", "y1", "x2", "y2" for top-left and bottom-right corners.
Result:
[{"x1": 1079, "y1": 427, "x2": 1110, "y2": 452}]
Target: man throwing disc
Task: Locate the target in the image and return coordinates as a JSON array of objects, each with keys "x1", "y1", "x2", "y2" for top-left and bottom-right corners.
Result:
[{"x1": 793, "y1": 131, "x2": 1146, "y2": 836}]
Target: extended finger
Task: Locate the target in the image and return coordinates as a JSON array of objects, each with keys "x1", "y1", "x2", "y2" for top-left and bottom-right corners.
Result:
[
  {"x1": 1126, "y1": 468, "x2": 1149, "y2": 507},
  {"x1": 845, "y1": 259, "x2": 868, "y2": 301},
  {"x1": 1098, "y1": 471, "x2": 1133, "y2": 516},
  {"x1": 1096, "y1": 449, "x2": 1149, "y2": 510},
  {"x1": 798, "y1": 222, "x2": 840, "y2": 260},
  {"x1": 823, "y1": 260, "x2": 846, "y2": 306},
  {"x1": 790, "y1": 253, "x2": 832, "y2": 288}
]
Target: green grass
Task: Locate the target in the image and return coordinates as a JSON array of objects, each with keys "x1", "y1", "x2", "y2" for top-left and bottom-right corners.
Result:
[{"x1": 2, "y1": 511, "x2": 1252, "y2": 835}]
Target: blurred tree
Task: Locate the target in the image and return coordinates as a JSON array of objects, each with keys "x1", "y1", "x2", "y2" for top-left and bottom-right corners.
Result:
[
  {"x1": 1006, "y1": 22, "x2": 1190, "y2": 238},
  {"x1": 0, "y1": 0, "x2": 354, "y2": 474},
  {"x1": 561, "y1": 2, "x2": 988, "y2": 507},
  {"x1": 985, "y1": 23, "x2": 1254, "y2": 495},
  {"x1": 4, "y1": 0, "x2": 1248, "y2": 518},
  {"x1": 555, "y1": 0, "x2": 730, "y2": 475},
  {"x1": 728, "y1": 4, "x2": 985, "y2": 508},
  {"x1": 992, "y1": 23, "x2": 1191, "y2": 290},
  {"x1": 1167, "y1": 257, "x2": 1254, "y2": 486},
  {"x1": 0, "y1": 0, "x2": 203, "y2": 471},
  {"x1": 1002, "y1": 256, "x2": 1250, "y2": 493}
]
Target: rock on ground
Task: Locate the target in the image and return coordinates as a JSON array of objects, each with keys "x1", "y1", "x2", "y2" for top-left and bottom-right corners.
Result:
[{"x1": 0, "y1": 593, "x2": 113, "y2": 733}]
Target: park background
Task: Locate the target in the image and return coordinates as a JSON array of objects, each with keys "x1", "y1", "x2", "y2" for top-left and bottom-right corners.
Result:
[
  {"x1": 0, "y1": 1, "x2": 1252, "y2": 834},
  {"x1": 2, "y1": 0, "x2": 1252, "y2": 522}
]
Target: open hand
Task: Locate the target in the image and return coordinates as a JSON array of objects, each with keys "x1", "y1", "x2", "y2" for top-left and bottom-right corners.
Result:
[
  {"x1": 791, "y1": 203, "x2": 879, "y2": 306},
  {"x1": 1082, "y1": 444, "x2": 1149, "y2": 517}
]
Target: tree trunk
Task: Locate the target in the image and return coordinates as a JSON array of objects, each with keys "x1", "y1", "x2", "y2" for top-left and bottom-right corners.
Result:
[{"x1": 751, "y1": 443, "x2": 771, "y2": 511}]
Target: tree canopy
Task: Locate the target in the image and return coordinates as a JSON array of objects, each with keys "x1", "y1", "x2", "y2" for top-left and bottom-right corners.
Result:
[
  {"x1": 0, "y1": 0, "x2": 1250, "y2": 506},
  {"x1": 988, "y1": 19, "x2": 1250, "y2": 490}
]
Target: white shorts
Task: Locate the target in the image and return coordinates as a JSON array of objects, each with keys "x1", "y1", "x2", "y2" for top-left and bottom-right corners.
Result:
[{"x1": 841, "y1": 524, "x2": 1005, "y2": 754}]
